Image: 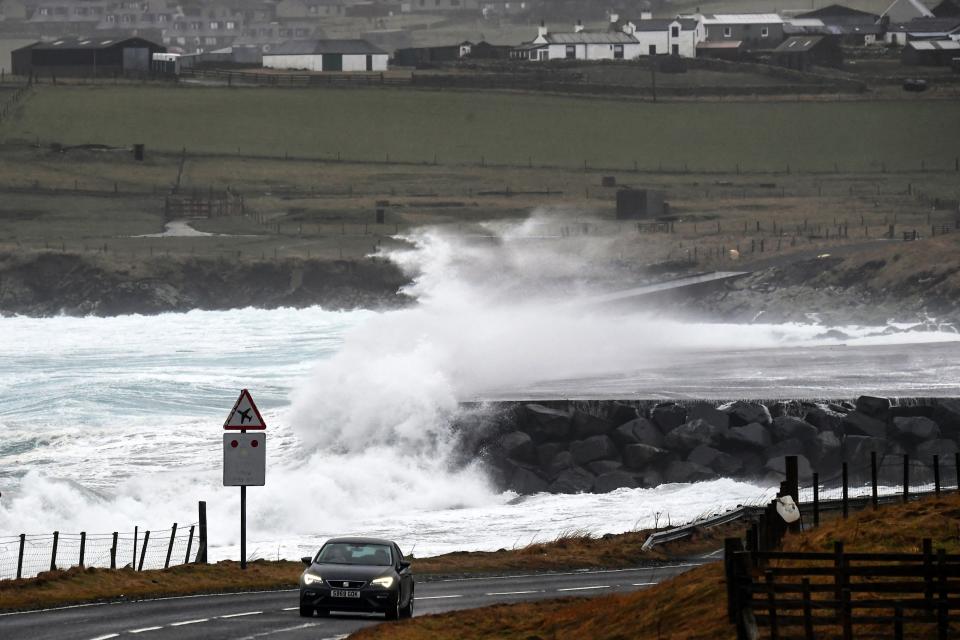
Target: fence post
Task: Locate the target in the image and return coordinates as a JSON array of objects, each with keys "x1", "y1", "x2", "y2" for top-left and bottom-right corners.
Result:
[
  {"x1": 185, "y1": 525, "x2": 195, "y2": 564},
  {"x1": 110, "y1": 532, "x2": 118, "y2": 569},
  {"x1": 923, "y1": 538, "x2": 933, "y2": 608},
  {"x1": 933, "y1": 455, "x2": 940, "y2": 496},
  {"x1": 725, "y1": 537, "x2": 743, "y2": 622},
  {"x1": 937, "y1": 548, "x2": 948, "y2": 639},
  {"x1": 133, "y1": 526, "x2": 138, "y2": 568},
  {"x1": 197, "y1": 501, "x2": 207, "y2": 563},
  {"x1": 17, "y1": 534, "x2": 25, "y2": 579},
  {"x1": 165, "y1": 523, "x2": 178, "y2": 569},
  {"x1": 956, "y1": 452, "x2": 960, "y2": 491},
  {"x1": 903, "y1": 454, "x2": 910, "y2": 503},
  {"x1": 138, "y1": 531, "x2": 150, "y2": 571},
  {"x1": 812, "y1": 472, "x2": 819, "y2": 528},
  {"x1": 842, "y1": 462, "x2": 849, "y2": 519},
  {"x1": 871, "y1": 451, "x2": 878, "y2": 509},
  {"x1": 50, "y1": 531, "x2": 59, "y2": 571},
  {"x1": 894, "y1": 604, "x2": 904, "y2": 640},
  {"x1": 79, "y1": 531, "x2": 86, "y2": 568}
]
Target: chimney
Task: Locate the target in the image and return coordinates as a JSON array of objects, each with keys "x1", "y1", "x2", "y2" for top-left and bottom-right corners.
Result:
[
  {"x1": 609, "y1": 12, "x2": 620, "y2": 23},
  {"x1": 574, "y1": 19, "x2": 584, "y2": 33},
  {"x1": 640, "y1": 10, "x2": 652, "y2": 20},
  {"x1": 537, "y1": 20, "x2": 548, "y2": 38}
]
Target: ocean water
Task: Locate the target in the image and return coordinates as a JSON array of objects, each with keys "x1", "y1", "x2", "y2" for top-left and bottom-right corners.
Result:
[{"x1": 1, "y1": 220, "x2": 959, "y2": 569}]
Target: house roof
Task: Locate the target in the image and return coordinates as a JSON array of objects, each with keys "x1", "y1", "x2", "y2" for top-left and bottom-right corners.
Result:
[
  {"x1": 932, "y1": 0, "x2": 960, "y2": 16},
  {"x1": 266, "y1": 38, "x2": 386, "y2": 55},
  {"x1": 906, "y1": 37, "x2": 960, "y2": 47},
  {"x1": 785, "y1": 18, "x2": 827, "y2": 27},
  {"x1": 775, "y1": 35, "x2": 826, "y2": 51},
  {"x1": 20, "y1": 36, "x2": 161, "y2": 51},
  {"x1": 627, "y1": 17, "x2": 699, "y2": 31},
  {"x1": 887, "y1": 16, "x2": 960, "y2": 32},
  {"x1": 703, "y1": 13, "x2": 784, "y2": 24},
  {"x1": 543, "y1": 31, "x2": 638, "y2": 44},
  {"x1": 696, "y1": 40, "x2": 745, "y2": 48},
  {"x1": 796, "y1": 4, "x2": 880, "y2": 19}
]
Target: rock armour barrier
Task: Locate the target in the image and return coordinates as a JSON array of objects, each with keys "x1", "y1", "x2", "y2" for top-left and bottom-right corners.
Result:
[{"x1": 468, "y1": 397, "x2": 960, "y2": 495}]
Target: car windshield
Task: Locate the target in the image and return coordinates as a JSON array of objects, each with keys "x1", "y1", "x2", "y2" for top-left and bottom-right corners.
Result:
[{"x1": 316, "y1": 543, "x2": 393, "y2": 566}]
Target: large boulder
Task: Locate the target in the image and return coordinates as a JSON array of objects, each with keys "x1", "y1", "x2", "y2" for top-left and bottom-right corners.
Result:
[
  {"x1": 933, "y1": 399, "x2": 960, "y2": 438},
  {"x1": 651, "y1": 402, "x2": 687, "y2": 432},
  {"x1": 663, "y1": 460, "x2": 717, "y2": 484},
  {"x1": 889, "y1": 405, "x2": 936, "y2": 420},
  {"x1": 570, "y1": 435, "x2": 619, "y2": 465},
  {"x1": 842, "y1": 435, "x2": 889, "y2": 467},
  {"x1": 764, "y1": 438, "x2": 806, "y2": 462},
  {"x1": 855, "y1": 395, "x2": 892, "y2": 420},
  {"x1": 536, "y1": 442, "x2": 567, "y2": 467},
  {"x1": 507, "y1": 463, "x2": 550, "y2": 494},
  {"x1": 687, "y1": 445, "x2": 742, "y2": 476},
  {"x1": 544, "y1": 451, "x2": 575, "y2": 479},
  {"x1": 720, "y1": 401, "x2": 772, "y2": 427},
  {"x1": 606, "y1": 402, "x2": 641, "y2": 427},
  {"x1": 764, "y1": 454, "x2": 813, "y2": 482},
  {"x1": 587, "y1": 460, "x2": 623, "y2": 476},
  {"x1": 549, "y1": 466, "x2": 596, "y2": 493},
  {"x1": 914, "y1": 438, "x2": 959, "y2": 460},
  {"x1": 500, "y1": 430, "x2": 536, "y2": 464},
  {"x1": 623, "y1": 443, "x2": 670, "y2": 469},
  {"x1": 572, "y1": 410, "x2": 614, "y2": 438},
  {"x1": 593, "y1": 471, "x2": 639, "y2": 493},
  {"x1": 841, "y1": 411, "x2": 888, "y2": 439},
  {"x1": 812, "y1": 430, "x2": 842, "y2": 468},
  {"x1": 664, "y1": 419, "x2": 719, "y2": 452},
  {"x1": 612, "y1": 417, "x2": 664, "y2": 449},
  {"x1": 687, "y1": 403, "x2": 730, "y2": 430},
  {"x1": 803, "y1": 405, "x2": 845, "y2": 432},
  {"x1": 521, "y1": 404, "x2": 572, "y2": 442},
  {"x1": 771, "y1": 416, "x2": 819, "y2": 444},
  {"x1": 635, "y1": 468, "x2": 663, "y2": 488},
  {"x1": 892, "y1": 416, "x2": 941, "y2": 442},
  {"x1": 726, "y1": 422, "x2": 773, "y2": 450}
]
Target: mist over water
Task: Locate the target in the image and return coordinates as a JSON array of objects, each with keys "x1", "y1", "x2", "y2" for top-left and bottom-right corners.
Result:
[{"x1": 1, "y1": 216, "x2": 959, "y2": 568}]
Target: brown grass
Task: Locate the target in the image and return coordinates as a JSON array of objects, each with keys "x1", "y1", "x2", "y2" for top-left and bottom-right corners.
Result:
[{"x1": 350, "y1": 492, "x2": 960, "y2": 640}]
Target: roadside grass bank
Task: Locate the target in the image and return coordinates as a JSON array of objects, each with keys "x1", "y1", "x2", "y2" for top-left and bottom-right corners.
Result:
[
  {"x1": 349, "y1": 492, "x2": 960, "y2": 640},
  {"x1": 0, "y1": 524, "x2": 739, "y2": 612}
]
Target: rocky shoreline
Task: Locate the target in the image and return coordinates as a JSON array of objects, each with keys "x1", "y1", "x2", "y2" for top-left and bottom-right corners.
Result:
[{"x1": 467, "y1": 397, "x2": 960, "y2": 495}]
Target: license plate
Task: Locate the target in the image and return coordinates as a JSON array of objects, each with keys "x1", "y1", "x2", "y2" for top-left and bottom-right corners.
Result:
[{"x1": 330, "y1": 589, "x2": 361, "y2": 598}]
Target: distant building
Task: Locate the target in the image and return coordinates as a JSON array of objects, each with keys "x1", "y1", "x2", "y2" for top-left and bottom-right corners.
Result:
[
  {"x1": 773, "y1": 35, "x2": 843, "y2": 70},
  {"x1": 12, "y1": 35, "x2": 165, "y2": 76},
  {"x1": 886, "y1": 16, "x2": 960, "y2": 43},
  {"x1": 514, "y1": 23, "x2": 644, "y2": 61},
  {"x1": 695, "y1": 40, "x2": 745, "y2": 60},
  {"x1": 621, "y1": 16, "x2": 705, "y2": 58},
  {"x1": 792, "y1": 5, "x2": 884, "y2": 45},
  {"x1": 262, "y1": 39, "x2": 388, "y2": 71},
  {"x1": 616, "y1": 189, "x2": 667, "y2": 220},
  {"x1": 700, "y1": 13, "x2": 786, "y2": 48},
  {"x1": 394, "y1": 40, "x2": 509, "y2": 66},
  {"x1": 901, "y1": 37, "x2": 960, "y2": 62}
]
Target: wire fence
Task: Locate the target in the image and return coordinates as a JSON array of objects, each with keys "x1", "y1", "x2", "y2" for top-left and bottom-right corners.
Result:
[{"x1": 0, "y1": 521, "x2": 203, "y2": 581}]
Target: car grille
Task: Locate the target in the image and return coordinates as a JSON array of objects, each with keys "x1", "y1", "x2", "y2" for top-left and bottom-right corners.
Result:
[{"x1": 326, "y1": 579, "x2": 367, "y2": 589}]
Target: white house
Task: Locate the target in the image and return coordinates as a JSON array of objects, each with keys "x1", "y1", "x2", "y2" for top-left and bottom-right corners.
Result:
[
  {"x1": 621, "y1": 16, "x2": 705, "y2": 57},
  {"x1": 518, "y1": 23, "x2": 646, "y2": 61},
  {"x1": 262, "y1": 39, "x2": 387, "y2": 71}
]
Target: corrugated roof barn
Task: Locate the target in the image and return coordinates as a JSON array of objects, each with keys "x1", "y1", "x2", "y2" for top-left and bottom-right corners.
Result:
[
  {"x1": 12, "y1": 36, "x2": 165, "y2": 77},
  {"x1": 262, "y1": 39, "x2": 388, "y2": 72}
]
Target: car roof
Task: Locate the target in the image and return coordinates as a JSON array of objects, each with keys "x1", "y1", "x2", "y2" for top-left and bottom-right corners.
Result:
[{"x1": 323, "y1": 536, "x2": 396, "y2": 546}]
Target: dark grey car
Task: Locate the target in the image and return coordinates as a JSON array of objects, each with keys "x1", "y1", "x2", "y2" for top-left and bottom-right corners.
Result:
[{"x1": 299, "y1": 537, "x2": 414, "y2": 619}]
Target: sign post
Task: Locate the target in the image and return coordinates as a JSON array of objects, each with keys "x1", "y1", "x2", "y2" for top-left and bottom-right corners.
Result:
[{"x1": 223, "y1": 389, "x2": 266, "y2": 570}]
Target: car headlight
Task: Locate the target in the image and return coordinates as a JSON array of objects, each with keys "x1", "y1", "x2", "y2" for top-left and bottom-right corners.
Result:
[
  {"x1": 303, "y1": 573, "x2": 324, "y2": 586},
  {"x1": 371, "y1": 576, "x2": 395, "y2": 589}
]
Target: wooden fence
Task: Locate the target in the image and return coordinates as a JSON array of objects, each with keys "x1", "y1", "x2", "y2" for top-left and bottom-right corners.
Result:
[{"x1": 164, "y1": 189, "x2": 244, "y2": 220}]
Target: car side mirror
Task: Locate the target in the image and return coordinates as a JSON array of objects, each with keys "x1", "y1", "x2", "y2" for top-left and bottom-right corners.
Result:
[
  {"x1": 301, "y1": 556, "x2": 313, "y2": 566},
  {"x1": 399, "y1": 560, "x2": 411, "y2": 571}
]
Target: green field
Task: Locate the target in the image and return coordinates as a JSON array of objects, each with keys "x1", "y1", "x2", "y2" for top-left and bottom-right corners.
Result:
[{"x1": 3, "y1": 86, "x2": 959, "y2": 173}]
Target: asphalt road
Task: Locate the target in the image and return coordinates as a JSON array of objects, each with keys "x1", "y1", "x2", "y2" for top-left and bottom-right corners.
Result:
[{"x1": 0, "y1": 561, "x2": 707, "y2": 640}]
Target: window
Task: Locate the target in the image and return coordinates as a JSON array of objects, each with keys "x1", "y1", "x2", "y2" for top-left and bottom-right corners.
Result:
[
  {"x1": 210, "y1": 21, "x2": 219, "y2": 29},
  {"x1": 205, "y1": 36, "x2": 216, "y2": 44},
  {"x1": 565, "y1": 44, "x2": 575, "y2": 59},
  {"x1": 613, "y1": 44, "x2": 623, "y2": 59},
  {"x1": 122, "y1": 14, "x2": 132, "y2": 22},
  {"x1": 106, "y1": 13, "x2": 115, "y2": 22},
  {"x1": 672, "y1": 44, "x2": 679, "y2": 55},
  {"x1": 649, "y1": 44, "x2": 656, "y2": 55},
  {"x1": 761, "y1": 27, "x2": 769, "y2": 38},
  {"x1": 190, "y1": 21, "x2": 201, "y2": 29},
  {"x1": 723, "y1": 26, "x2": 732, "y2": 38},
  {"x1": 177, "y1": 36, "x2": 185, "y2": 44},
  {"x1": 671, "y1": 26, "x2": 679, "y2": 37},
  {"x1": 38, "y1": 7, "x2": 49, "y2": 15},
  {"x1": 226, "y1": 21, "x2": 235, "y2": 29},
  {"x1": 158, "y1": 14, "x2": 167, "y2": 22}
]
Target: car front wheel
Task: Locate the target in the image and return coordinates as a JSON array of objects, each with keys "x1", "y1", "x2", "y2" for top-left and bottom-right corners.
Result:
[
  {"x1": 399, "y1": 594, "x2": 414, "y2": 619},
  {"x1": 298, "y1": 605, "x2": 313, "y2": 618}
]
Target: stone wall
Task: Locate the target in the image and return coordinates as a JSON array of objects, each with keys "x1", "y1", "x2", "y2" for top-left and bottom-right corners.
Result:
[{"x1": 469, "y1": 397, "x2": 960, "y2": 494}]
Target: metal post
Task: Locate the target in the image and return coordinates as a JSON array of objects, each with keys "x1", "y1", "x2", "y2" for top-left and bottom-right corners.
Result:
[
  {"x1": 904, "y1": 454, "x2": 910, "y2": 503},
  {"x1": 17, "y1": 534, "x2": 25, "y2": 579},
  {"x1": 933, "y1": 455, "x2": 940, "y2": 496},
  {"x1": 110, "y1": 532, "x2": 118, "y2": 569},
  {"x1": 185, "y1": 525, "x2": 195, "y2": 564},
  {"x1": 79, "y1": 532, "x2": 86, "y2": 568},
  {"x1": 812, "y1": 473, "x2": 820, "y2": 528},
  {"x1": 871, "y1": 452, "x2": 878, "y2": 509},
  {"x1": 50, "y1": 531, "x2": 59, "y2": 571},
  {"x1": 138, "y1": 531, "x2": 150, "y2": 571},
  {"x1": 241, "y1": 484, "x2": 247, "y2": 570},
  {"x1": 956, "y1": 452, "x2": 960, "y2": 491},
  {"x1": 133, "y1": 526, "x2": 138, "y2": 568},
  {"x1": 842, "y1": 462, "x2": 849, "y2": 519},
  {"x1": 197, "y1": 501, "x2": 207, "y2": 563},
  {"x1": 165, "y1": 523, "x2": 177, "y2": 569}
]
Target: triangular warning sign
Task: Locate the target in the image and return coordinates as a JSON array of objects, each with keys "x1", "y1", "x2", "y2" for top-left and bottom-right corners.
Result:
[{"x1": 224, "y1": 389, "x2": 267, "y2": 430}]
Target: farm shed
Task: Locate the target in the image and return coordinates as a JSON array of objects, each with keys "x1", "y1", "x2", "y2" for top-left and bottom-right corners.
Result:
[
  {"x1": 701, "y1": 14, "x2": 786, "y2": 48},
  {"x1": 616, "y1": 189, "x2": 667, "y2": 219},
  {"x1": 901, "y1": 38, "x2": 960, "y2": 64},
  {"x1": 696, "y1": 40, "x2": 745, "y2": 60},
  {"x1": 886, "y1": 17, "x2": 960, "y2": 43},
  {"x1": 262, "y1": 39, "x2": 387, "y2": 71},
  {"x1": 773, "y1": 35, "x2": 843, "y2": 70},
  {"x1": 11, "y1": 36, "x2": 164, "y2": 77}
]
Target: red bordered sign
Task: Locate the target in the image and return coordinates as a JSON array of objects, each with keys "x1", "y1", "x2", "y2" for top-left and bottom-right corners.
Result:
[{"x1": 223, "y1": 389, "x2": 267, "y2": 430}]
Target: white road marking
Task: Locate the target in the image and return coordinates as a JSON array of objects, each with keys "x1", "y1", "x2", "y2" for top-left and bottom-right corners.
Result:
[
  {"x1": 632, "y1": 582, "x2": 657, "y2": 586},
  {"x1": 281, "y1": 606, "x2": 299, "y2": 611},
  {"x1": 233, "y1": 623, "x2": 324, "y2": 639},
  {"x1": 220, "y1": 611, "x2": 262, "y2": 618},
  {"x1": 557, "y1": 585, "x2": 610, "y2": 592},
  {"x1": 169, "y1": 618, "x2": 209, "y2": 626},
  {"x1": 128, "y1": 627, "x2": 163, "y2": 634},
  {"x1": 417, "y1": 594, "x2": 464, "y2": 600},
  {"x1": 486, "y1": 590, "x2": 543, "y2": 596},
  {"x1": 89, "y1": 635, "x2": 119, "y2": 640}
]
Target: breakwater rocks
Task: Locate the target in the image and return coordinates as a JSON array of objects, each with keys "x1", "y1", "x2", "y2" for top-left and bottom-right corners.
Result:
[{"x1": 474, "y1": 398, "x2": 960, "y2": 495}]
